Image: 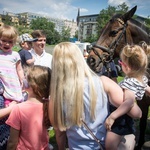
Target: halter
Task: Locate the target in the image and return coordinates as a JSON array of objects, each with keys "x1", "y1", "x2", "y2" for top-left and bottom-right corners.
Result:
[{"x1": 87, "y1": 18, "x2": 128, "y2": 74}]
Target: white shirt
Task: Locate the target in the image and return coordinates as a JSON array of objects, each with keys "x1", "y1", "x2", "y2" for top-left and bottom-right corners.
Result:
[{"x1": 30, "y1": 49, "x2": 52, "y2": 69}]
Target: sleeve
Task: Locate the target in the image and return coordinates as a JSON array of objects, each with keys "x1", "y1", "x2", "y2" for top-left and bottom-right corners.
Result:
[
  {"x1": 24, "y1": 51, "x2": 32, "y2": 61},
  {"x1": 5, "y1": 105, "x2": 21, "y2": 130},
  {"x1": 119, "y1": 78, "x2": 137, "y2": 93},
  {"x1": 14, "y1": 51, "x2": 21, "y2": 62}
]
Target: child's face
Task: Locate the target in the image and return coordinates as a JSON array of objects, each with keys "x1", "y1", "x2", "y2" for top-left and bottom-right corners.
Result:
[
  {"x1": 0, "y1": 37, "x2": 14, "y2": 52},
  {"x1": 21, "y1": 41, "x2": 32, "y2": 50}
]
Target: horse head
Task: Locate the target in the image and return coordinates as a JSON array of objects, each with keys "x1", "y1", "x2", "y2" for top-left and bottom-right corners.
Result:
[{"x1": 87, "y1": 6, "x2": 139, "y2": 73}]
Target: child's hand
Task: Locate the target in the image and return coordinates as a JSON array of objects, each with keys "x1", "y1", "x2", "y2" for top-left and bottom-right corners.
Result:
[
  {"x1": 8, "y1": 101, "x2": 17, "y2": 108},
  {"x1": 105, "y1": 115, "x2": 115, "y2": 131}
]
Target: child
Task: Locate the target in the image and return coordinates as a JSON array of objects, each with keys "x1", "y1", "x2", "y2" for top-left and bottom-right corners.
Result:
[
  {"x1": 0, "y1": 80, "x2": 17, "y2": 150},
  {"x1": 6, "y1": 65, "x2": 51, "y2": 150},
  {"x1": 0, "y1": 24, "x2": 24, "y2": 106},
  {"x1": 0, "y1": 101, "x2": 17, "y2": 119},
  {"x1": 105, "y1": 43, "x2": 150, "y2": 150},
  {"x1": 18, "y1": 33, "x2": 37, "y2": 67}
]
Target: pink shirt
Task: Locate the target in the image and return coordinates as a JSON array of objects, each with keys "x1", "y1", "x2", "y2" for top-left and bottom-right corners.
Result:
[{"x1": 6, "y1": 101, "x2": 50, "y2": 150}]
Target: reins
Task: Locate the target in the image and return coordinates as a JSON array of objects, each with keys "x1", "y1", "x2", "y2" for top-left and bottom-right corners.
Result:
[{"x1": 87, "y1": 18, "x2": 128, "y2": 74}]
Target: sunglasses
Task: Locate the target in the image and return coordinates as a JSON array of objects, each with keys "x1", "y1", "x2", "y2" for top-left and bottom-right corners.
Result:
[{"x1": 118, "y1": 60, "x2": 127, "y2": 67}]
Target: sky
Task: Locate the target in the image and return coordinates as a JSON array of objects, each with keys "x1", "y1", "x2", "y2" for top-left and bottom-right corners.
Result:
[{"x1": 0, "y1": 0, "x2": 149, "y2": 21}]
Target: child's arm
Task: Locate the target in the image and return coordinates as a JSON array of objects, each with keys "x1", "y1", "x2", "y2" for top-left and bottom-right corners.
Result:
[
  {"x1": 105, "y1": 89, "x2": 142, "y2": 130},
  {"x1": 0, "y1": 101, "x2": 17, "y2": 119},
  {"x1": 16, "y1": 60, "x2": 25, "y2": 86},
  {"x1": 7, "y1": 127, "x2": 19, "y2": 150},
  {"x1": 145, "y1": 85, "x2": 150, "y2": 96},
  {"x1": 105, "y1": 89, "x2": 134, "y2": 130},
  {"x1": 26, "y1": 57, "x2": 35, "y2": 66}
]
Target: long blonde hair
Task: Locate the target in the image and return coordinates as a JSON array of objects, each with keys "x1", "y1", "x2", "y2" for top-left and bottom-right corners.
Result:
[{"x1": 51, "y1": 42, "x2": 97, "y2": 130}]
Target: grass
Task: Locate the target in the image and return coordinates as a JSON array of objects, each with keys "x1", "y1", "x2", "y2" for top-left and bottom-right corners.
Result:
[{"x1": 12, "y1": 45, "x2": 20, "y2": 52}]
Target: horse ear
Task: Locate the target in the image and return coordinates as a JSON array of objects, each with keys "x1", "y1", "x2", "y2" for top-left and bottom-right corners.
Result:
[{"x1": 121, "y1": 6, "x2": 137, "y2": 23}]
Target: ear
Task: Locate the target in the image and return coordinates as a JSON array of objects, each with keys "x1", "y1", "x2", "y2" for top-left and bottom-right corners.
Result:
[
  {"x1": 121, "y1": 6, "x2": 137, "y2": 23},
  {"x1": 126, "y1": 65, "x2": 131, "y2": 73}
]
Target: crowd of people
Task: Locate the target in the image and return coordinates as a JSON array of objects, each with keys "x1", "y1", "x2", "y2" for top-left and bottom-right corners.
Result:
[{"x1": 0, "y1": 24, "x2": 150, "y2": 150}]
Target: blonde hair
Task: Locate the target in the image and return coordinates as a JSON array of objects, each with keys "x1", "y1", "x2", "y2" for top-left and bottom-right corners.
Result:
[
  {"x1": 121, "y1": 44, "x2": 149, "y2": 77},
  {"x1": 0, "y1": 24, "x2": 18, "y2": 44},
  {"x1": 51, "y1": 42, "x2": 97, "y2": 130},
  {"x1": 26, "y1": 65, "x2": 51, "y2": 128}
]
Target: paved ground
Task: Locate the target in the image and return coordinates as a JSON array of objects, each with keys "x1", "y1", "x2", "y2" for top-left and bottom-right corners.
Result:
[{"x1": 45, "y1": 45, "x2": 54, "y2": 55}]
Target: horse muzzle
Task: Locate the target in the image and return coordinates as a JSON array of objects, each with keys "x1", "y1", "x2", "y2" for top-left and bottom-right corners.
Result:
[{"x1": 87, "y1": 55, "x2": 103, "y2": 73}]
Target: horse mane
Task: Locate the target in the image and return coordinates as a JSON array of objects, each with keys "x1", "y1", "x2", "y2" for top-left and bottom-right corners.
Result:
[
  {"x1": 129, "y1": 18, "x2": 150, "y2": 34},
  {"x1": 111, "y1": 13, "x2": 149, "y2": 34}
]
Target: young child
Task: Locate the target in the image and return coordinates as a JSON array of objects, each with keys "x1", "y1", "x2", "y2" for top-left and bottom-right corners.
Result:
[
  {"x1": 0, "y1": 80, "x2": 17, "y2": 150},
  {"x1": 0, "y1": 24, "x2": 24, "y2": 106},
  {"x1": 105, "y1": 43, "x2": 150, "y2": 150},
  {"x1": 6, "y1": 65, "x2": 51, "y2": 150},
  {"x1": 18, "y1": 33, "x2": 37, "y2": 67}
]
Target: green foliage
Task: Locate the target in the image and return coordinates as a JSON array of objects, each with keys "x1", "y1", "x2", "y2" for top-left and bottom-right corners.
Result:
[
  {"x1": 83, "y1": 34, "x2": 97, "y2": 43},
  {"x1": 30, "y1": 17, "x2": 60, "y2": 44},
  {"x1": 2, "y1": 14, "x2": 13, "y2": 25},
  {"x1": 145, "y1": 17, "x2": 150, "y2": 29},
  {"x1": 12, "y1": 45, "x2": 20, "y2": 52},
  {"x1": 96, "y1": 2, "x2": 129, "y2": 36},
  {"x1": 17, "y1": 25, "x2": 34, "y2": 35},
  {"x1": 59, "y1": 27, "x2": 71, "y2": 42}
]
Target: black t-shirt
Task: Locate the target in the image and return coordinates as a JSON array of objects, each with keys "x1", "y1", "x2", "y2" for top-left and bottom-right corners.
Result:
[{"x1": 18, "y1": 49, "x2": 32, "y2": 67}]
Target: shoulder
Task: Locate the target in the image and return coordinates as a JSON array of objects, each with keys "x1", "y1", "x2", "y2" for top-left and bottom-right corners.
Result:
[
  {"x1": 12, "y1": 51, "x2": 19, "y2": 55},
  {"x1": 45, "y1": 52, "x2": 52, "y2": 57}
]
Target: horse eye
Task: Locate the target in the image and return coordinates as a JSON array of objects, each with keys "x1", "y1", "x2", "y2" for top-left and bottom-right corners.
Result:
[{"x1": 109, "y1": 30, "x2": 118, "y2": 37}]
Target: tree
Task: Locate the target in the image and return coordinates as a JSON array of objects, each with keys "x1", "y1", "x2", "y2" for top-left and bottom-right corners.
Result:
[
  {"x1": 145, "y1": 17, "x2": 150, "y2": 29},
  {"x1": 96, "y1": 3, "x2": 129, "y2": 37},
  {"x1": 30, "y1": 17, "x2": 59, "y2": 44},
  {"x1": 17, "y1": 25, "x2": 33, "y2": 35},
  {"x1": 60, "y1": 27, "x2": 71, "y2": 42},
  {"x1": 84, "y1": 34, "x2": 97, "y2": 43}
]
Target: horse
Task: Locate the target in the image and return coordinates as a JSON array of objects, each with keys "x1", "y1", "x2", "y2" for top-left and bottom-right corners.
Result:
[{"x1": 87, "y1": 6, "x2": 150, "y2": 150}]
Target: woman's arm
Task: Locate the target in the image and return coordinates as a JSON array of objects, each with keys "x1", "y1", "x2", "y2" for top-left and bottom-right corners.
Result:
[
  {"x1": 101, "y1": 76, "x2": 141, "y2": 118},
  {"x1": 7, "y1": 127, "x2": 19, "y2": 150},
  {"x1": 101, "y1": 76, "x2": 142, "y2": 130}
]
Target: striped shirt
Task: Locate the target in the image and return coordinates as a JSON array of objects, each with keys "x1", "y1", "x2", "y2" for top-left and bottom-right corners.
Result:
[{"x1": 119, "y1": 76, "x2": 148, "y2": 100}]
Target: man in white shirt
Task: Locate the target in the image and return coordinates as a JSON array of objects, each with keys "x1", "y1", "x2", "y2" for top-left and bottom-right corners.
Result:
[{"x1": 30, "y1": 30, "x2": 52, "y2": 69}]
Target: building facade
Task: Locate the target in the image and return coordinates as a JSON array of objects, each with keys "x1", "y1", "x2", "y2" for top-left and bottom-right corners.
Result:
[
  {"x1": 0, "y1": 11, "x2": 77, "y2": 38},
  {"x1": 77, "y1": 13, "x2": 98, "y2": 41},
  {"x1": 64, "y1": 19, "x2": 77, "y2": 38}
]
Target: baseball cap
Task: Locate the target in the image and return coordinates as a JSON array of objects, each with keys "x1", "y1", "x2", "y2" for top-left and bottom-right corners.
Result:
[{"x1": 19, "y1": 33, "x2": 38, "y2": 43}]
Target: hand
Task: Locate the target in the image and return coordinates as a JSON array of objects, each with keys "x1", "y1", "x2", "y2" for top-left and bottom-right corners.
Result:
[
  {"x1": 105, "y1": 115, "x2": 115, "y2": 131},
  {"x1": 8, "y1": 101, "x2": 17, "y2": 108}
]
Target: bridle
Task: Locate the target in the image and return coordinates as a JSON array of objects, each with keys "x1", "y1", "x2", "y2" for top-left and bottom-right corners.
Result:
[{"x1": 87, "y1": 18, "x2": 128, "y2": 66}]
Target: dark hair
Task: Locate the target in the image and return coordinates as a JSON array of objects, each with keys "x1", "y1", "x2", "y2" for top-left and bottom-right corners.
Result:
[{"x1": 31, "y1": 30, "x2": 47, "y2": 38}]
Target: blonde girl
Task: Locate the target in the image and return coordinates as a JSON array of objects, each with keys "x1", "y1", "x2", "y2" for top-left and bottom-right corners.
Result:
[
  {"x1": 105, "y1": 43, "x2": 150, "y2": 150},
  {"x1": 0, "y1": 24, "x2": 24, "y2": 106}
]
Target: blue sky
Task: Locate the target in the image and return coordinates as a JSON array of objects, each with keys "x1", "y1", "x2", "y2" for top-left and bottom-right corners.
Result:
[{"x1": 0, "y1": 0, "x2": 149, "y2": 21}]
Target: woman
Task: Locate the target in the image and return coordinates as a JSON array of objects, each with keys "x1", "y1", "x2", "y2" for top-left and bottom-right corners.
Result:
[{"x1": 49, "y1": 42, "x2": 141, "y2": 150}]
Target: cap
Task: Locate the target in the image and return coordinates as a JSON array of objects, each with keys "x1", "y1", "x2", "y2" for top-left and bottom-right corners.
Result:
[{"x1": 19, "y1": 33, "x2": 38, "y2": 43}]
